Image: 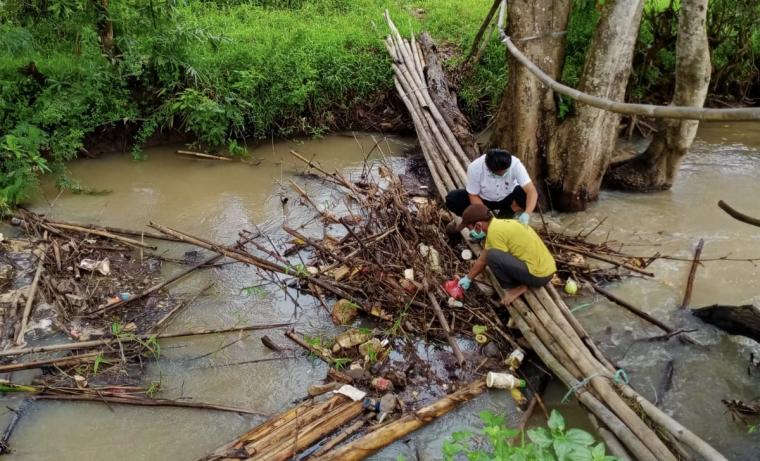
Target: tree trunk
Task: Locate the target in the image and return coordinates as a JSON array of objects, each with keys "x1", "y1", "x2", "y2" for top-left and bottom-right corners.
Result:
[
  {"x1": 489, "y1": 0, "x2": 571, "y2": 189},
  {"x1": 692, "y1": 304, "x2": 760, "y2": 343},
  {"x1": 547, "y1": 0, "x2": 644, "y2": 211},
  {"x1": 94, "y1": 0, "x2": 114, "y2": 55},
  {"x1": 605, "y1": 0, "x2": 711, "y2": 191}
]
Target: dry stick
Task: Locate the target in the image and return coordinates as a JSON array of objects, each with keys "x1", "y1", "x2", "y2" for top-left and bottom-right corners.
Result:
[
  {"x1": 148, "y1": 223, "x2": 384, "y2": 320},
  {"x1": 16, "y1": 239, "x2": 48, "y2": 346},
  {"x1": 46, "y1": 222, "x2": 156, "y2": 250},
  {"x1": 35, "y1": 393, "x2": 264, "y2": 415},
  {"x1": 289, "y1": 150, "x2": 361, "y2": 197},
  {"x1": 289, "y1": 180, "x2": 339, "y2": 223},
  {"x1": 494, "y1": 1, "x2": 760, "y2": 121},
  {"x1": 591, "y1": 283, "x2": 674, "y2": 333},
  {"x1": 87, "y1": 253, "x2": 222, "y2": 316},
  {"x1": 425, "y1": 283, "x2": 465, "y2": 365},
  {"x1": 311, "y1": 380, "x2": 487, "y2": 461},
  {"x1": 284, "y1": 330, "x2": 334, "y2": 365},
  {"x1": 0, "y1": 352, "x2": 99, "y2": 373},
  {"x1": 0, "y1": 399, "x2": 30, "y2": 455},
  {"x1": 680, "y1": 238, "x2": 705, "y2": 309},
  {"x1": 0, "y1": 323, "x2": 292, "y2": 358},
  {"x1": 42, "y1": 219, "x2": 180, "y2": 242},
  {"x1": 176, "y1": 150, "x2": 233, "y2": 161},
  {"x1": 718, "y1": 200, "x2": 760, "y2": 228},
  {"x1": 151, "y1": 281, "x2": 215, "y2": 333},
  {"x1": 203, "y1": 396, "x2": 345, "y2": 461},
  {"x1": 547, "y1": 241, "x2": 654, "y2": 277},
  {"x1": 282, "y1": 226, "x2": 346, "y2": 264},
  {"x1": 338, "y1": 217, "x2": 383, "y2": 267},
  {"x1": 465, "y1": 0, "x2": 501, "y2": 61}
]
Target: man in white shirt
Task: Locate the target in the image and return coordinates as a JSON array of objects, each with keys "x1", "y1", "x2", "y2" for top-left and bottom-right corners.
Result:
[{"x1": 445, "y1": 148, "x2": 538, "y2": 225}]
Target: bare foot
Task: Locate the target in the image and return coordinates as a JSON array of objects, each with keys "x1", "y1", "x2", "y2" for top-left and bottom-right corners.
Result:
[{"x1": 501, "y1": 285, "x2": 528, "y2": 305}]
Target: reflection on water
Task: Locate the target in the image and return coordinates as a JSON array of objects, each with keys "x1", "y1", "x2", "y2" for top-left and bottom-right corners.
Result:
[{"x1": 4, "y1": 123, "x2": 760, "y2": 460}]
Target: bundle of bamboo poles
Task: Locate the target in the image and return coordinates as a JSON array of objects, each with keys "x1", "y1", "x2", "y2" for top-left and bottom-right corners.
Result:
[{"x1": 384, "y1": 11, "x2": 725, "y2": 461}]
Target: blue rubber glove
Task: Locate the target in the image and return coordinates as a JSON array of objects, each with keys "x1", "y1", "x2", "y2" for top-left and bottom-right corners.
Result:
[
  {"x1": 518, "y1": 212, "x2": 530, "y2": 225},
  {"x1": 458, "y1": 275, "x2": 471, "y2": 290}
]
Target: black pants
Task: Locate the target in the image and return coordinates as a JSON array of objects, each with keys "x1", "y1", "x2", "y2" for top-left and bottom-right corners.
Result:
[
  {"x1": 487, "y1": 249, "x2": 553, "y2": 289},
  {"x1": 445, "y1": 186, "x2": 526, "y2": 218}
]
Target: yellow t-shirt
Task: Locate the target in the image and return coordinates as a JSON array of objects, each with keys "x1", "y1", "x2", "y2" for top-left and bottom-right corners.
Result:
[{"x1": 484, "y1": 219, "x2": 556, "y2": 277}]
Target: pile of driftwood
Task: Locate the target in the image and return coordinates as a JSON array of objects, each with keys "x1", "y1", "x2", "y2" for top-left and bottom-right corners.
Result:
[{"x1": 382, "y1": 12, "x2": 726, "y2": 461}]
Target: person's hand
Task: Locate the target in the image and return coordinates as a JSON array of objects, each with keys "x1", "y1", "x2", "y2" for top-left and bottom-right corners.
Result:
[
  {"x1": 458, "y1": 275, "x2": 471, "y2": 290},
  {"x1": 518, "y1": 212, "x2": 530, "y2": 225}
]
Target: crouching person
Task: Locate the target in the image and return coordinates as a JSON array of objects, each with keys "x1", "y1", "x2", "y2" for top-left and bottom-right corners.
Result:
[{"x1": 454, "y1": 204, "x2": 556, "y2": 305}]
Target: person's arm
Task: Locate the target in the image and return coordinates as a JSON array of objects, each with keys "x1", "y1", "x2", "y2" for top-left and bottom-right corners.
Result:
[
  {"x1": 467, "y1": 249, "x2": 488, "y2": 280},
  {"x1": 522, "y1": 181, "x2": 538, "y2": 213},
  {"x1": 469, "y1": 193, "x2": 484, "y2": 205}
]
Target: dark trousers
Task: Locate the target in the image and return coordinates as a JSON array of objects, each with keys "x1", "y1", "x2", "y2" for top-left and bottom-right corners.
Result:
[
  {"x1": 486, "y1": 249, "x2": 553, "y2": 289},
  {"x1": 445, "y1": 187, "x2": 526, "y2": 218}
]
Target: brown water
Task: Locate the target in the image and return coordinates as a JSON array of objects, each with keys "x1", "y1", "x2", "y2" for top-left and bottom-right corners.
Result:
[{"x1": 3, "y1": 124, "x2": 760, "y2": 460}]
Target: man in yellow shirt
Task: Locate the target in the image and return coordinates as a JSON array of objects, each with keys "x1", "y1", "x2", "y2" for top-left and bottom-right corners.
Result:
[{"x1": 454, "y1": 204, "x2": 556, "y2": 305}]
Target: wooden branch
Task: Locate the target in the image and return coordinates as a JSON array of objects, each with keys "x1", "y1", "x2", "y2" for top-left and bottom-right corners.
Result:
[
  {"x1": 46, "y1": 222, "x2": 156, "y2": 250},
  {"x1": 680, "y1": 238, "x2": 704, "y2": 309},
  {"x1": 88, "y1": 253, "x2": 222, "y2": 316},
  {"x1": 16, "y1": 239, "x2": 47, "y2": 346},
  {"x1": 495, "y1": 1, "x2": 760, "y2": 121},
  {"x1": 591, "y1": 283, "x2": 674, "y2": 333},
  {"x1": 0, "y1": 352, "x2": 99, "y2": 373},
  {"x1": 284, "y1": 330, "x2": 334, "y2": 365},
  {"x1": 35, "y1": 394, "x2": 264, "y2": 415},
  {"x1": 466, "y1": 0, "x2": 500, "y2": 62},
  {"x1": 42, "y1": 219, "x2": 180, "y2": 242},
  {"x1": 425, "y1": 285, "x2": 465, "y2": 365},
  {"x1": 718, "y1": 200, "x2": 760, "y2": 228},
  {"x1": 0, "y1": 323, "x2": 292, "y2": 358},
  {"x1": 547, "y1": 241, "x2": 654, "y2": 277},
  {"x1": 176, "y1": 150, "x2": 232, "y2": 161},
  {"x1": 151, "y1": 281, "x2": 215, "y2": 333}
]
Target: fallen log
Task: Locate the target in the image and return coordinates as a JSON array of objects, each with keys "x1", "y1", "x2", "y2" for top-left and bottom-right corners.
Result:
[
  {"x1": 311, "y1": 379, "x2": 486, "y2": 461},
  {"x1": 692, "y1": 304, "x2": 760, "y2": 342}
]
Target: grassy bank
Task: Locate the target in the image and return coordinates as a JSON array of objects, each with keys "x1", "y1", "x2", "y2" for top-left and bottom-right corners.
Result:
[
  {"x1": 1, "y1": 0, "x2": 758, "y2": 212},
  {"x1": 0, "y1": 0, "x2": 504, "y2": 212}
]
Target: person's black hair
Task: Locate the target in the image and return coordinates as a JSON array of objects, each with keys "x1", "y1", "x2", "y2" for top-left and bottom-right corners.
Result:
[{"x1": 485, "y1": 148, "x2": 512, "y2": 172}]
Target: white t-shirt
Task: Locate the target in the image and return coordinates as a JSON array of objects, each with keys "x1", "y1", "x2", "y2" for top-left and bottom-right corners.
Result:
[{"x1": 465, "y1": 154, "x2": 532, "y2": 202}]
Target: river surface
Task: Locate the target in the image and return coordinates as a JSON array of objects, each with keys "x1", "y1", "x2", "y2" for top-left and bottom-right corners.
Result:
[{"x1": 3, "y1": 124, "x2": 759, "y2": 460}]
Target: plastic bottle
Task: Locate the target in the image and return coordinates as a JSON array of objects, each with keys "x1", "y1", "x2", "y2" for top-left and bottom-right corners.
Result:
[
  {"x1": 506, "y1": 348, "x2": 525, "y2": 371},
  {"x1": 486, "y1": 372, "x2": 526, "y2": 390}
]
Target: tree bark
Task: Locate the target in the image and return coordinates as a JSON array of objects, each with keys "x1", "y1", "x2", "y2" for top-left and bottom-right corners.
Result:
[
  {"x1": 547, "y1": 0, "x2": 645, "y2": 211},
  {"x1": 692, "y1": 304, "x2": 760, "y2": 343},
  {"x1": 489, "y1": 0, "x2": 571, "y2": 188},
  {"x1": 605, "y1": 0, "x2": 711, "y2": 191}
]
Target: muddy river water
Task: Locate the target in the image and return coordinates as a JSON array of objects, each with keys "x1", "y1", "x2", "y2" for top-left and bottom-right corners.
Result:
[{"x1": 3, "y1": 123, "x2": 760, "y2": 460}]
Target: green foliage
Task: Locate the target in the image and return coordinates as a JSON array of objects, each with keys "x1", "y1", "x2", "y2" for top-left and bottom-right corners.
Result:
[
  {"x1": 332, "y1": 357, "x2": 351, "y2": 370},
  {"x1": 442, "y1": 410, "x2": 618, "y2": 461}
]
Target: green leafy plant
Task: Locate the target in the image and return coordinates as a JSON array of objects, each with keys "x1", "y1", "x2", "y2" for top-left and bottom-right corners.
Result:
[
  {"x1": 332, "y1": 357, "x2": 351, "y2": 370},
  {"x1": 442, "y1": 410, "x2": 618, "y2": 461}
]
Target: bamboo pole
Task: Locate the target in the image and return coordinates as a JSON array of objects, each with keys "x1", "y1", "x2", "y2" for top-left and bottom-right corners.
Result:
[
  {"x1": 0, "y1": 323, "x2": 292, "y2": 358},
  {"x1": 204, "y1": 396, "x2": 344, "y2": 460},
  {"x1": 176, "y1": 150, "x2": 233, "y2": 161},
  {"x1": 15, "y1": 239, "x2": 47, "y2": 346},
  {"x1": 254, "y1": 401, "x2": 364, "y2": 461},
  {"x1": 35, "y1": 393, "x2": 265, "y2": 415},
  {"x1": 41, "y1": 219, "x2": 180, "y2": 242},
  {"x1": 312, "y1": 379, "x2": 487, "y2": 461},
  {"x1": 46, "y1": 222, "x2": 156, "y2": 250},
  {"x1": 590, "y1": 283, "x2": 674, "y2": 333},
  {"x1": 0, "y1": 352, "x2": 99, "y2": 373}
]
